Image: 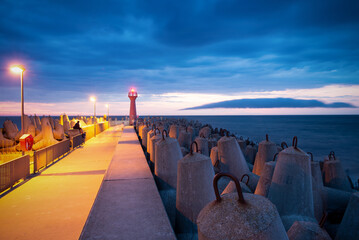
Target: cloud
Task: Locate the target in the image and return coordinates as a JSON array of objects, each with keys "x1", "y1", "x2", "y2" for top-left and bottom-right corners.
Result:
[
  {"x1": 0, "y1": 0, "x2": 358, "y2": 107},
  {"x1": 183, "y1": 98, "x2": 356, "y2": 110}
]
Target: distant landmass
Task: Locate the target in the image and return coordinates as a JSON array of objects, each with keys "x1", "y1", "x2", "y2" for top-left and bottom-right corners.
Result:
[{"x1": 183, "y1": 98, "x2": 356, "y2": 110}]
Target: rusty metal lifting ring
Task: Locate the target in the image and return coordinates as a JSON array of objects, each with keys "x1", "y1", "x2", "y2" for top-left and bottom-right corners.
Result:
[
  {"x1": 213, "y1": 173, "x2": 245, "y2": 204},
  {"x1": 162, "y1": 129, "x2": 168, "y2": 140},
  {"x1": 151, "y1": 124, "x2": 156, "y2": 131},
  {"x1": 241, "y1": 174, "x2": 250, "y2": 185},
  {"x1": 281, "y1": 142, "x2": 288, "y2": 149},
  {"x1": 266, "y1": 134, "x2": 269, "y2": 141},
  {"x1": 155, "y1": 128, "x2": 161, "y2": 135},
  {"x1": 190, "y1": 141, "x2": 198, "y2": 155},
  {"x1": 307, "y1": 152, "x2": 313, "y2": 161},
  {"x1": 328, "y1": 151, "x2": 336, "y2": 160},
  {"x1": 292, "y1": 136, "x2": 298, "y2": 149},
  {"x1": 273, "y1": 152, "x2": 279, "y2": 161}
]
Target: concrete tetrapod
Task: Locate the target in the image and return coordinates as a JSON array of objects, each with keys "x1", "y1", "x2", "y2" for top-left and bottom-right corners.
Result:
[
  {"x1": 176, "y1": 142, "x2": 215, "y2": 238},
  {"x1": 322, "y1": 151, "x2": 352, "y2": 192},
  {"x1": 268, "y1": 137, "x2": 316, "y2": 230},
  {"x1": 195, "y1": 135, "x2": 209, "y2": 157},
  {"x1": 178, "y1": 128, "x2": 192, "y2": 150},
  {"x1": 255, "y1": 160, "x2": 276, "y2": 197},
  {"x1": 32, "y1": 117, "x2": 59, "y2": 150},
  {"x1": 155, "y1": 130, "x2": 182, "y2": 229},
  {"x1": 308, "y1": 152, "x2": 325, "y2": 222},
  {"x1": 236, "y1": 138, "x2": 246, "y2": 153},
  {"x1": 146, "y1": 125, "x2": 156, "y2": 155},
  {"x1": 217, "y1": 135, "x2": 250, "y2": 180},
  {"x1": 210, "y1": 147, "x2": 220, "y2": 173},
  {"x1": 3, "y1": 120, "x2": 18, "y2": 140},
  {"x1": 199, "y1": 126, "x2": 211, "y2": 139},
  {"x1": 253, "y1": 134, "x2": 278, "y2": 176},
  {"x1": 244, "y1": 143, "x2": 257, "y2": 165},
  {"x1": 149, "y1": 128, "x2": 162, "y2": 163},
  {"x1": 138, "y1": 123, "x2": 145, "y2": 140},
  {"x1": 287, "y1": 221, "x2": 331, "y2": 240},
  {"x1": 222, "y1": 174, "x2": 252, "y2": 194},
  {"x1": 155, "y1": 130, "x2": 182, "y2": 190},
  {"x1": 169, "y1": 124, "x2": 179, "y2": 139},
  {"x1": 335, "y1": 192, "x2": 359, "y2": 240},
  {"x1": 141, "y1": 122, "x2": 150, "y2": 149},
  {"x1": 197, "y1": 173, "x2": 288, "y2": 240},
  {"x1": 0, "y1": 131, "x2": 15, "y2": 148}
]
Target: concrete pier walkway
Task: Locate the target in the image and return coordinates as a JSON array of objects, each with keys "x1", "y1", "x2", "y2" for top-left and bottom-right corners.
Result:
[
  {"x1": 80, "y1": 126, "x2": 176, "y2": 239},
  {"x1": 0, "y1": 126, "x2": 175, "y2": 240},
  {"x1": 0, "y1": 126, "x2": 122, "y2": 240}
]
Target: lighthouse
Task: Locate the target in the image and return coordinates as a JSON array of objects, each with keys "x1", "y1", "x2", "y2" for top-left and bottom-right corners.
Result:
[{"x1": 128, "y1": 88, "x2": 138, "y2": 125}]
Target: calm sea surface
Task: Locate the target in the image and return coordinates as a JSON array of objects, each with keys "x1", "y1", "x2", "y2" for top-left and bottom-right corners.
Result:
[{"x1": 1, "y1": 115, "x2": 359, "y2": 180}]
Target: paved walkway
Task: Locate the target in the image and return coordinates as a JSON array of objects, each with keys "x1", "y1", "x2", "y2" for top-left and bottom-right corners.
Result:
[
  {"x1": 0, "y1": 126, "x2": 122, "y2": 240},
  {"x1": 80, "y1": 126, "x2": 176, "y2": 239}
]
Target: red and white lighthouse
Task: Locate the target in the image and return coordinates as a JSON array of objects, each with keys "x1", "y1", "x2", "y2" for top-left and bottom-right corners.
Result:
[{"x1": 128, "y1": 88, "x2": 138, "y2": 125}]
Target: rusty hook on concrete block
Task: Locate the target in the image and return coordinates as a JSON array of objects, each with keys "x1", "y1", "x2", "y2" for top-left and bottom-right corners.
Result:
[
  {"x1": 281, "y1": 142, "x2": 288, "y2": 149},
  {"x1": 240, "y1": 174, "x2": 250, "y2": 185},
  {"x1": 213, "y1": 173, "x2": 245, "y2": 204},
  {"x1": 307, "y1": 152, "x2": 313, "y2": 161},
  {"x1": 328, "y1": 151, "x2": 336, "y2": 160},
  {"x1": 292, "y1": 136, "x2": 298, "y2": 149},
  {"x1": 190, "y1": 141, "x2": 198, "y2": 155},
  {"x1": 162, "y1": 129, "x2": 168, "y2": 140}
]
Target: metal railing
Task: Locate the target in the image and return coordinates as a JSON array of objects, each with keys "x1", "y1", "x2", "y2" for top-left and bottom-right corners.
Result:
[
  {"x1": 33, "y1": 139, "x2": 70, "y2": 173},
  {"x1": 0, "y1": 154, "x2": 30, "y2": 192},
  {"x1": 72, "y1": 133, "x2": 85, "y2": 149},
  {"x1": 0, "y1": 121, "x2": 111, "y2": 193}
]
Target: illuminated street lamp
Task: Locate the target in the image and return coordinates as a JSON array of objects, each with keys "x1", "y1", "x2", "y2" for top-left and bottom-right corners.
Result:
[
  {"x1": 90, "y1": 96, "x2": 96, "y2": 137},
  {"x1": 10, "y1": 65, "x2": 26, "y2": 135}
]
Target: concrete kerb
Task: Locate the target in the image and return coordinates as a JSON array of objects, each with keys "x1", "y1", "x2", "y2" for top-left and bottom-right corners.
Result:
[{"x1": 80, "y1": 127, "x2": 176, "y2": 240}]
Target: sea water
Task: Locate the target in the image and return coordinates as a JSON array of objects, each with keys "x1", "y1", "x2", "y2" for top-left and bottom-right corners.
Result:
[{"x1": 1, "y1": 115, "x2": 358, "y2": 181}]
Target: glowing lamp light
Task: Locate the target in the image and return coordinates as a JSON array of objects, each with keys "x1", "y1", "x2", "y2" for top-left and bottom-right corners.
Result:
[
  {"x1": 131, "y1": 88, "x2": 135, "y2": 92},
  {"x1": 90, "y1": 96, "x2": 96, "y2": 102},
  {"x1": 105, "y1": 104, "x2": 109, "y2": 108},
  {"x1": 10, "y1": 65, "x2": 25, "y2": 73}
]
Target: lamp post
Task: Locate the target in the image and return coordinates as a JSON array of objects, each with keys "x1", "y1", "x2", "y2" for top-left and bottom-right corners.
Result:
[
  {"x1": 90, "y1": 97, "x2": 96, "y2": 137},
  {"x1": 10, "y1": 65, "x2": 26, "y2": 135},
  {"x1": 105, "y1": 104, "x2": 109, "y2": 121}
]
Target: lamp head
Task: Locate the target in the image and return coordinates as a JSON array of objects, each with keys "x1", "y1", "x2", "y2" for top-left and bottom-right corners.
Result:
[
  {"x1": 10, "y1": 65, "x2": 26, "y2": 73},
  {"x1": 90, "y1": 96, "x2": 96, "y2": 102}
]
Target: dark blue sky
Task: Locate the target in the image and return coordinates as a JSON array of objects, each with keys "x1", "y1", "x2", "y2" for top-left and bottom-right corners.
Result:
[{"x1": 0, "y1": 0, "x2": 358, "y2": 115}]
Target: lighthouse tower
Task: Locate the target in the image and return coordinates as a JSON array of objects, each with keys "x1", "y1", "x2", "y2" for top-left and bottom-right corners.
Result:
[{"x1": 128, "y1": 88, "x2": 138, "y2": 125}]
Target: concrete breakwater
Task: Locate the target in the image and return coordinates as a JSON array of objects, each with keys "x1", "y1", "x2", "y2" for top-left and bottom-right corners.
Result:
[
  {"x1": 0, "y1": 114, "x2": 112, "y2": 154},
  {"x1": 136, "y1": 117, "x2": 358, "y2": 240},
  {"x1": 0, "y1": 114, "x2": 124, "y2": 194}
]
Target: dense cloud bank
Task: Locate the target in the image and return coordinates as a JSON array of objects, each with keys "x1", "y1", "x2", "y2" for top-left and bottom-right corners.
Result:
[{"x1": 0, "y1": 0, "x2": 358, "y2": 104}]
